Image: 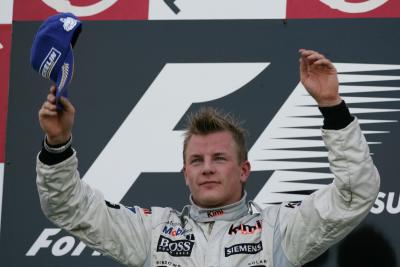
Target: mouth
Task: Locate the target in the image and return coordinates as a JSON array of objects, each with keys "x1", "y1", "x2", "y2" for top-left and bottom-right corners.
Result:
[{"x1": 199, "y1": 181, "x2": 220, "y2": 186}]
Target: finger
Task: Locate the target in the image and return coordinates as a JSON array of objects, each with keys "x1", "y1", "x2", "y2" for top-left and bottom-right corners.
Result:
[
  {"x1": 47, "y1": 93, "x2": 56, "y2": 104},
  {"x1": 299, "y1": 58, "x2": 309, "y2": 77},
  {"x1": 312, "y1": 58, "x2": 335, "y2": 69},
  {"x1": 300, "y1": 50, "x2": 327, "y2": 65},
  {"x1": 303, "y1": 54, "x2": 326, "y2": 67},
  {"x1": 43, "y1": 101, "x2": 57, "y2": 112},
  {"x1": 50, "y1": 85, "x2": 56, "y2": 95},
  {"x1": 41, "y1": 109, "x2": 58, "y2": 117},
  {"x1": 300, "y1": 53, "x2": 311, "y2": 66},
  {"x1": 299, "y1": 49, "x2": 319, "y2": 57},
  {"x1": 306, "y1": 53, "x2": 325, "y2": 62},
  {"x1": 39, "y1": 107, "x2": 58, "y2": 117}
]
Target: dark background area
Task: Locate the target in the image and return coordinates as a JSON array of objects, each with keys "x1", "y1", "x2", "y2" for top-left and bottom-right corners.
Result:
[{"x1": 0, "y1": 19, "x2": 399, "y2": 266}]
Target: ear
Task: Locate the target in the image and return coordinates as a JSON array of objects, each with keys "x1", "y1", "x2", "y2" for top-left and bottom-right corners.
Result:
[
  {"x1": 240, "y1": 160, "x2": 251, "y2": 183},
  {"x1": 182, "y1": 165, "x2": 189, "y2": 186}
]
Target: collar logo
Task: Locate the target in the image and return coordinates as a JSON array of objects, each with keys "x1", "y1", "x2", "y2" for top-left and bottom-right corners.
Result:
[{"x1": 207, "y1": 209, "x2": 224, "y2": 218}]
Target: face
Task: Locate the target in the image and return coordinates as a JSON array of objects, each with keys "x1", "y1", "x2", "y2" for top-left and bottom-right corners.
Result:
[{"x1": 183, "y1": 131, "x2": 251, "y2": 208}]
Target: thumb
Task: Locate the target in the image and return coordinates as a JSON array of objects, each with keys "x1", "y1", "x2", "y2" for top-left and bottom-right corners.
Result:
[
  {"x1": 299, "y1": 58, "x2": 308, "y2": 81},
  {"x1": 59, "y1": 97, "x2": 75, "y2": 113}
]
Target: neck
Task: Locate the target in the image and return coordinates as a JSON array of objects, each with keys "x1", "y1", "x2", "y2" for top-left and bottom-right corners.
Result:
[{"x1": 189, "y1": 192, "x2": 249, "y2": 222}]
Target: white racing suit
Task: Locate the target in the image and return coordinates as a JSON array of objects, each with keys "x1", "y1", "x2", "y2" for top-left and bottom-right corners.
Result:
[{"x1": 36, "y1": 118, "x2": 380, "y2": 267}]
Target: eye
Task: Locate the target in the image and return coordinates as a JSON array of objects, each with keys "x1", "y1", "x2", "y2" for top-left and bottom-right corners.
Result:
[
  {"x1": 190, "y1": 158, "x2": 202, "y2": 164},
  {"x1": 215, "y1": 155, "x2": 226, "y2": 161}
]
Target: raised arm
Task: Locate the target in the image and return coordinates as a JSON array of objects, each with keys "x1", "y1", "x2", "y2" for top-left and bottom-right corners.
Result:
[
  {"x1": 278, "y1": 49, "x2": 380, "y2": 266},
  {"x1": 36, "y1": 86, "x2": 151, "y2": 265}
]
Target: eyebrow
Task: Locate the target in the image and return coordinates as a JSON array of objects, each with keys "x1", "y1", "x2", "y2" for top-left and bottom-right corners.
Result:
[
  {"x1": 187, "y1": 152, "x2": 227, "y2": 159},
  {"x1": 188, "y1": 154, "x2": 203, "y2": 159}
]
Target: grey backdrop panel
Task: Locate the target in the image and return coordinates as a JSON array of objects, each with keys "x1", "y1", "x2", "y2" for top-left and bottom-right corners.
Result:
[{"x1": 1, "y1": 19, "x2": 399, "y2": 266}]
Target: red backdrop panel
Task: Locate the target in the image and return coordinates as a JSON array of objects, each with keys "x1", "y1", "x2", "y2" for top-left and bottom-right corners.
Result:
[
  {"x1": 287, "y1": 0, "x2": 400, "y2": 19},
  {"x1": 0, "y1": 24, "x2": 12, "y2": 162},
  {"x1": 13, "y1": 0, "x2": 149, "y2": 21}
]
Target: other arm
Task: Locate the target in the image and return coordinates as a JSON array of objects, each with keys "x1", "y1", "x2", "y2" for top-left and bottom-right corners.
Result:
[
  {"x1": 37, "y1": 87, "x2": 151, "y2": 266},
  {"x1": 280, "y1": 50, "x2": 380, "y2": 266}
]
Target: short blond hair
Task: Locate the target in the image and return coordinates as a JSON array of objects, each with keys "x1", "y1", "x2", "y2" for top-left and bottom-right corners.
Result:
[{"x1": 183, "y1": 107, "x2": 248, "y2": 163}]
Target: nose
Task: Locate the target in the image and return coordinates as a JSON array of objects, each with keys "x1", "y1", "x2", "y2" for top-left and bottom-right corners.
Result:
[{"x1": 202, "y1": 159, "x2": 216, "y2": 176}]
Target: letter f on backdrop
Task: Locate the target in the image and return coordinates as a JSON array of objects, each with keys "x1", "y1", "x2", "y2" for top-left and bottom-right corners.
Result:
[{"x1": 83, "y1": 63, "x2": 269, "y2": 202}]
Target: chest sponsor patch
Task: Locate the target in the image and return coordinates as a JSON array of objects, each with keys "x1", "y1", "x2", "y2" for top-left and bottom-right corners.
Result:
[
  {"x1": 105, "y1": 200, "x2": 120, "y2": 209},
  {"x1": 284, "y1": 201, "x2": 301, "y2": 209},
  {"x1": 247, "y1": 259, "x2": 268, "y2": 266},
  {"x1": 228, "y1": 220, "x2": 262, "y2": 235},
  {"x1": 162, "y1": 224, "x2": 192, "y2": 237},
  {"x1": 225, "y1": 241, "x2": 263, "y2": 257},
  {"x1": 157, "y1": 236, "x2": 194, "y2": 257},
  {"x1": 155, "y1": 259, "x2": 181, "y2": 267}
]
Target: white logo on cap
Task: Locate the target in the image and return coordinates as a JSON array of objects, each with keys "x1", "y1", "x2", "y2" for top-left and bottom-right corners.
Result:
[
  {"x1": 58, "y1": 63, "x2": 70, "y2": 90},
  {"x1": 60, "y1": 17, "x2": 78, "y2": 32},
  {"x1": 0, "y1": 42, "x2": 3, "y2": 49},
  {"x1": 39, "y1": 47, "x2": 61, "y2": 79}
]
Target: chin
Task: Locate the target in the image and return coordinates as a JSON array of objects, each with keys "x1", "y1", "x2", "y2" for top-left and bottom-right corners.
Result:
[{"x1": 196, "y1": 193, "x2": 225, "y2": 208}]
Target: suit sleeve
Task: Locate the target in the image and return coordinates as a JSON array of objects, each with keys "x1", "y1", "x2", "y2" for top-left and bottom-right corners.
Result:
[
  {"x1": 36, "y1": 151, "x2": 152, "y2": 266},
  {"x1": 279, "y1": 117, "x2": 380, "y2": 266}
]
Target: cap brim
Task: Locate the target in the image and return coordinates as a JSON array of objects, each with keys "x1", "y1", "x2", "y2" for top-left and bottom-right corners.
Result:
[{"x1": 55, "y1": 46, "x2": 74, "y2": 108}]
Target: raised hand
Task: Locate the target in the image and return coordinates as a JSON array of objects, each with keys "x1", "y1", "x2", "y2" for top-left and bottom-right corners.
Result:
[
  {"x1": 38, "y1": 86, "x2": 75, "y2": 145},
  {"x1": 299, "y1": 49, "x2": 341, "y2": 107}
]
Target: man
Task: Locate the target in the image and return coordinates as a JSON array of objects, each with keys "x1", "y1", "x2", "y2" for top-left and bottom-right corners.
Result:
[{"x1": 37, "y1": 49, "x2": 380, "y2": 267}]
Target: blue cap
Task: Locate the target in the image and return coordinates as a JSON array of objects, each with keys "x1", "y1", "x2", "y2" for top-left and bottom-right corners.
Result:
[{"x1": 30, "y1": 13, "x2": 82, "y2": 109}]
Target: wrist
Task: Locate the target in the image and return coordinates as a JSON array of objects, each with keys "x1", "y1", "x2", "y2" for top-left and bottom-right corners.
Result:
[
  {"x1": 317, "y1": 96, "x2": 342, "y2": 107},
  {"x1": 44, "y1": 134, "x2": 72, "y2": 154},
  {"x1": 40, "y1": 136, "x2": 74, "y2": 165},
  {"x1": 319, "y1": 100, "x2": 354, "y2": 130},
  {"x1": 46, "y1": 133, "x2": 72, "y2": 146}
]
